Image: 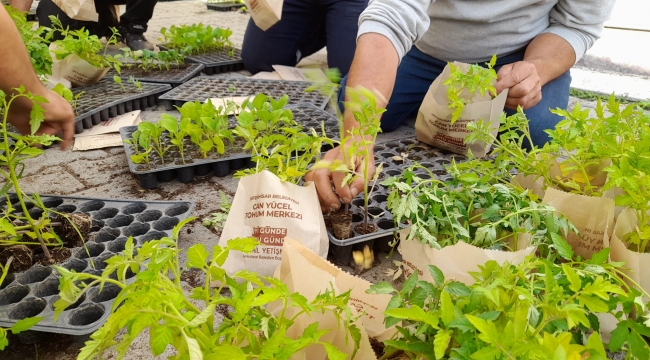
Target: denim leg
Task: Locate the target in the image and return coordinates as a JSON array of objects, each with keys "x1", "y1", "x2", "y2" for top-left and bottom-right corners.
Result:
[
  {"x1": 503, "y1": 70, "x2": 571, "y2": 147},
  {"x1": 322, "y1": 0, "x2": 368, "y2": 76},
  {"x1": 241, "y1": 0, "x2": 326, "y2": 74}
]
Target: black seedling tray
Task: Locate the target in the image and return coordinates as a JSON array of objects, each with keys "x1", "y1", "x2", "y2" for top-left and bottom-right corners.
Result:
[
  {"x1": 328, "y1": 138, "x2": 467, "y2": 266},
  {"x1": 120, "y1": 104, "x2": 339, "y2": 189},
  {"x1": 72, "y1": 80, "x2": 171, "y2": 134},
  {"x1": 27, "y1": 12, "x2": 37, "y2": 21},
  {"x1": 158, "y1": 45, "x2": 244, "y2": 75},
  {"x1": 0, "y1": 195, "x2": 195, "y2": 336},
  {"x1": 159, "y1": 77, "x2": 330, "y2": 111},
  {"x1": 106, "y1": 63, "x2": 205, "y2": 88},
  {"x1": 206, "y1": 2, "x2": 242, "y2": 11}
]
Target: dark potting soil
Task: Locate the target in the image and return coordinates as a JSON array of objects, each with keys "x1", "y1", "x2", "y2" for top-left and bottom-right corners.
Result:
[
  {"x1": 354, "y1": 223, "x2": 377, "y2": 235},
  {"x1": 118, "y1": 64, "x2": 192, "y2": 78},
  {"x1": 330, "y1": 211, "x2": 353, "y2": 240},
  {"x1": 1, "y1": 214, "x2": 91, "y2": 273},
  {"x1": 33, "y1": 248, "x2": 71, "y2": 266},
  {"x1": 0, "y1": 245, "x2": 33, "y2": 273},
  {"x1": 58, "y1": 213, "x2": 92, "y2": 248},
  {"x1": 369, "y1": 337, "x2": 385, "y2": 359}
]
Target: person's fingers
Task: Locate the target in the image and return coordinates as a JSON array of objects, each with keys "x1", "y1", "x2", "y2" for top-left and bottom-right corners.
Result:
[
  {"x1": 308, "y1": 148, "x2": 343, "y2": 210},
  {"x1": 505, "y1": 83, "x2": 542, "y2": 109},
  {"x1": 495, "y1": 62, "x2": 535, "y2": 95},
  {"x1": 506, "y1": 77, "x2": 538, "y2": 99},
  {"x1": 332, "y1": 168, "x2": 352, "y2": 204},
  {"x1": 59, "y1": 110, "x2": 75, "y2": 150}
]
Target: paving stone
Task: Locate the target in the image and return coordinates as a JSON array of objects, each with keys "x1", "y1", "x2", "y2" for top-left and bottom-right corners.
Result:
[
  {"x1": 19, "y1": 170, "x2": 85, "y2": 195},
  {"x1": 66, "y1": 155, "x2": 131, "y2": 187},
  {"x1": 21, "y1": 147, "x2": 108, "y2": 177}
]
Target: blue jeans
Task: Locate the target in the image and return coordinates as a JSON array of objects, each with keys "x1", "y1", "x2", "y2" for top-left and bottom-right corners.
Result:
[
  {"x1": 241, "y1": 0, "x2": 368, "y2": 76},
  {"x1": 338, "y1": 46, "x2": 571, "y2": 147}
]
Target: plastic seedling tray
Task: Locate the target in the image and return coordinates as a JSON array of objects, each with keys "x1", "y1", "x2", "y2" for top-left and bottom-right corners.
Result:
[
  {"x1": 72, "y1": 79, "x2": 171, "y2": 134},
  {"x1": 0, "y1": 194, "x2": 195, "y2": 336},
  {"x1": 206, "y1": 2, "x2": 242, "y2": 11},
  {"x1": 158, "y1": 45, "x2": 244, "y2": 75},
  {"x1": 106, "y1": 63, "x2": 205, "y2": 88},
  {"x1": 327, "y1": 138, "x2": 467, "y2": 266},
  {"x1": 27, "y1": 12, "x2": 37, "y2": 21},
  {"x1": 159, "y1": 77, "x2": 331, "y2": 111},
  {"x1": 120, "y1": 103, "x2": 339, "y2": 189}
]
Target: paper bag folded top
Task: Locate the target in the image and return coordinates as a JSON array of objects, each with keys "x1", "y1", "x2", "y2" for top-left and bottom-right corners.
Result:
[
  {"x1": 415, "y1": 62, "x2": 507, "y2": 158},
  {"x1": 218, "y1": 171, "x2": 328, "y2": 278}
]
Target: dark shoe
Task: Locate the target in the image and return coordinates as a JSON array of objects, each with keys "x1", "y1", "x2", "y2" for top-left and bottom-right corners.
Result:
[{"x1": 124, "y1": 32, "x2": 154, "y2": 51}]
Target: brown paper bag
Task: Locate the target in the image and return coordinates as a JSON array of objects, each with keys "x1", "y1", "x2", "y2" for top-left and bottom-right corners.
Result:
[
  {"x1": 542, "y1": 187, "x2": 615, "y2": 259},
  {"x1": 610, "y1": 208, "x2": 650, "y2": 292},
  {"x1": 415, "y1": 62, "x2": 508, "y2": 157},
  {"x1": 52, "y1": 0, "x2": 98, "y2": 22},
  {"x1": 219, "y1": 171, "x2": 328, "y2": 277},
  {"x1": 49, "y1": 44, "x2": 109, "y2": 88},
  {"x1": 275, "y1": 238, "x2": 396, "y2": 343},
  {"x1": 399, "y1": 228, "x2": 536, "y2": 285},
  {"x1": 244, "y1": 0, "x2": 283, "y2": 31},
  {"x1": 270, "y1": 239, "x2": 378, "y2": 359}
]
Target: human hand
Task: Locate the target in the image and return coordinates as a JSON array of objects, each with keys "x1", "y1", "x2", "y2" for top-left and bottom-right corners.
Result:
[
  {"x1": 495, "y1": 61, "x2": 542, "y2": 110},
  {"x1": 9, "y1": 89, "x2": 75, "y2": 149},
  {"x1": 305, "y1": 142, "x2": 375, "y2": 212}
]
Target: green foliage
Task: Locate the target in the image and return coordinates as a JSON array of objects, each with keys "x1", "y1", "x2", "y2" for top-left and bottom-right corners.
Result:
[
  {"x1": 5, "y1": 5, "x2": 53, "y2": 77},
  {"x1": 160, "y1": 23, "x2": 234, "y2": 56},
  {"x1": 51, "y1": 83, "x2": 83, "y2": 115},
  {"x1": 54, "y1": 219, "x2": 362, "y2": 360},
  {"x1": 233, "y1": 94, "x2": 333, "y2": 184},
  {"x1": 202, "y1": 192, "x2": 231, "y2": 232},
  {"x1": 119, "y1": 47, "x2": 186, "y2": 72},
  {"x1": 443, "y1": 54, "x2": 497, "y2": 124},
  {"x1": 368, "y1": 254, "x2": 650, "y2": 359},
  {"x1": 382, "y1": 163, "x2": 576, "y2": 261},
  {"x1": 309, "y1": 79, "x2": 385, "y2": 230},
  {"x1": 0, "y1": 86, "x2": 74, "y2": 257},
  {"x1": 49, "y1": 16, "x2": 122, "y2": 71},
  {"x1": 454, "y1": 98, "x2": 632, "y2": 196}
]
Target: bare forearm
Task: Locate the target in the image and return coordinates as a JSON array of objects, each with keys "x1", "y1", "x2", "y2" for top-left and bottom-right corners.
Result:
[
  {"x1": 344, "y1": 33, "x2": 399, "y2": 135},
  {"x1": 524, "y1": 33, "x2": 575, "y2": 86},
  {"x1": 0, "y1": 6, "x2": 46, "y2": 101},
  {"x1": 9, "y1": 0, "x2": 33, "y2": 13}
]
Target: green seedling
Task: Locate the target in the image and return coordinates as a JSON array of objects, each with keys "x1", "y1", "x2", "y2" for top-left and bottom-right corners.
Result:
[
  {"x1": 201, "y1": 192, "x2": 231, "y2": 232},
  {"x1": 368, "y1": 252, "x2": 650, "y2": 360},
  {"x1": 159, "y1": 23, "x2": 234, "y2": 56},
  {"x1": 444, "y1": 54, "x2": 497, "y2": 124},
  {"x1": 49, "y1": 17, "x2": 122, "y2": 72},
  {"x1": 113, "y1": 75, "x2": 126, "y2": 92},
  {"x1": 51, "y1": 83, "x2": 83, "y2": 115},
  {"x1": 5, "y1": 5, "x2": 53, "y2": 77},
  {"x1": 383, "y1": 163, "x2": 576, "y2": 261},
  {"x1": 52, "y1": 220, "x2": 362, "y2": 359}
]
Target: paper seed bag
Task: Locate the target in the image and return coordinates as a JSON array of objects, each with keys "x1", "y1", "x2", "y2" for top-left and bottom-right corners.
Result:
[
  {"x1": 52, "y1": 0, "x2": 99, "y2": 21},
  {"x1": 48, "y1": 44, "x2": 109, "y2": 88},
  {"x1": 218, "y1": 171, "x2": 328, "y2": 277},
  {"x1": 415, "y1": 62, "x2": 508, "y2": 157},
  {"x1": 399, "y1": 227, "x2": 536, "y2": 285},
  {"x1": 275, "y1": 238, "x2": 396, "y2": 343},
  {"x1": 270, "y1": 239, "x2": 376, "y2": 359},
  {"x1": 244, "y1": 0, "x2": 283, "y2": 30},
  {"x1": 542, "y1": 188, "x2": 615, "y2": 259},
  {"x1": 610, "y1": 208, "x2": 650, "y2": 294}
]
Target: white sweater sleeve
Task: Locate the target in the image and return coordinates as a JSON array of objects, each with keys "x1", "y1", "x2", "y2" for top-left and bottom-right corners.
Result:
[
  {"x1": 541, "y1": 0, "x2": 616, "y2": 63},
  {"x1": 357, "y1": 0, "x2": 434, "y2": 61}
]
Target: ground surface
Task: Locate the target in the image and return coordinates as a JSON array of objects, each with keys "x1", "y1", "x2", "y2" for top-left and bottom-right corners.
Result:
[{"x1": 3, "y1": 0, "x2": 650, "y2": 358}]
